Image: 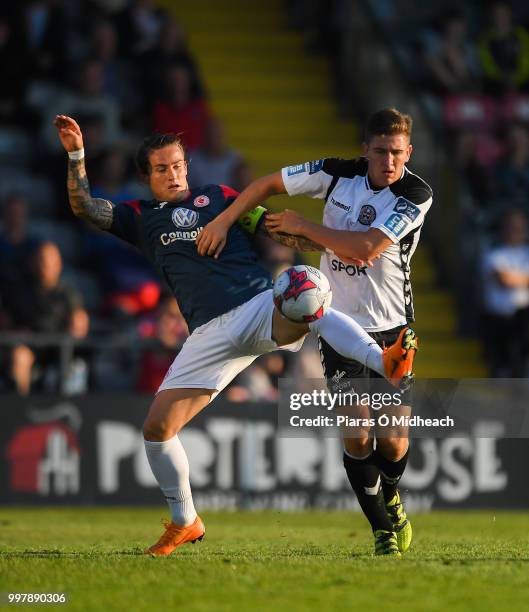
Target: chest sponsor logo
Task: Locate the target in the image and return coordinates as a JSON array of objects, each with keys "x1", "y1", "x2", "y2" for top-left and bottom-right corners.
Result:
[
  {"x1": 172, "y1": 207, "x2": 199, "y2": 229},
  {"x1": 287, "y1": 163, "x2": 306, "y2": 176},
  {"x1": 384, "y1": 213, "x2": 409, "y2": 238},
  {"x1": 358, "y1": 204, "x2": 376, "y2": 226},
  {"x1": 194, "y1": 195, "x2": 210, "y2": 208},
  {"x1": 331, "y1": 259, "x2": 367, "y2": 276},
  {"x1": 160, "y1": 227, "x2": 204, "y2": 245},
  {"x1": 309, "y1": 159, "x2": 324, "y2": 174},
  {"x1": 393, "y1": 197, "x2": 420, "y2": 221},
  {"x1": 330, "y1": 196, "x2": 350, "y2": 212}
]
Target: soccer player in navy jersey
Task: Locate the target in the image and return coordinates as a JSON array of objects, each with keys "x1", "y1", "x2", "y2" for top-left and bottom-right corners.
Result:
[{"x1": 54, "y1": 114, "x2": 417, "y2": 556}]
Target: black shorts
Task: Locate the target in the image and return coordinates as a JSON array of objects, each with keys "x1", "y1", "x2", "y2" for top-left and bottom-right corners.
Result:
[{"x1": 318, "y1": 325, "x2": 408, "y2": 397}]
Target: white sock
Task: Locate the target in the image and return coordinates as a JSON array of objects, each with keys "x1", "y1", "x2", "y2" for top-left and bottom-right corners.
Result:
[
  {"x1": 310, "y1": 308, "x2": 384, "y2": 376},
  {"x1": 144, "y1": 434, "x2": 197, "y2": 526}
]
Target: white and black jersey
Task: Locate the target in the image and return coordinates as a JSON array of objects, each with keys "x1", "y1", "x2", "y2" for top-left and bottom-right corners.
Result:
[{"x1": 281, "y1": 158, "x2": 433, "y2": 332}]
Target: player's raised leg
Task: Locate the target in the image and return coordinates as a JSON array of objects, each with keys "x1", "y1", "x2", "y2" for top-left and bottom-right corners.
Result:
[
  {"x1": 142, "y1": 388, "x2": 213, "y2": 556},
  {"x1": 272, "y1": 306, "x2": 418, "y2": 387}
]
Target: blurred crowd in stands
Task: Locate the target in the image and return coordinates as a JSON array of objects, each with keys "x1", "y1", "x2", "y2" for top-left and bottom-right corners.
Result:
[
  {"x1": 6, "y1": 0, "x2": 529, "y2": 387},
  {"x1": 0, "y1": 0, "x2": 318, "y2": 396},
  {"x1": 369, "y1": 0, "x2": 529, "y2": 376}
]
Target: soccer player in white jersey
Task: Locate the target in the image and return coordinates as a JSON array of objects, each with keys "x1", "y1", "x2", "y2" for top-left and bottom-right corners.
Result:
[
  {"x1": 198, "y1": 108, "x2": 431, "y2": 556},
  {"x1": 54, "y1": 113, "x2": 417, "y2": 557}
]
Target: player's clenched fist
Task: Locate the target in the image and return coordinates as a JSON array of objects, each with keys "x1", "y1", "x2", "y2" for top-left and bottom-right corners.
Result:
[{"x1": 53, "y1": 115, "x2": 84, "y2": 153}]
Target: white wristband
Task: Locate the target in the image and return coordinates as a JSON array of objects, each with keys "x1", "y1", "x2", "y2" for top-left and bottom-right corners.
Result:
[{"x1": 68, "y1": 148, "x2": 85, "y2": 160}]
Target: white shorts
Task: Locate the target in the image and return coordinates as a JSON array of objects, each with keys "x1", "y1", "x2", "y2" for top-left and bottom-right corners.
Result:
[{"x1": 157, "y1": 289, "x2": 305, "y2": 398}]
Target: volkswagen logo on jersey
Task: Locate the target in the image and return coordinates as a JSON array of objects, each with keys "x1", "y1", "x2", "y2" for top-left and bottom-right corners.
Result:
[
  {"x1": 358, "y1": 204, "x2": 376, "y2": 226},
  {"x1": 172, "y1": 207, "x2": 199, "y2": 229},
  {"x1": 193, "y1": 195, "x2": 210, "y2": 208}
]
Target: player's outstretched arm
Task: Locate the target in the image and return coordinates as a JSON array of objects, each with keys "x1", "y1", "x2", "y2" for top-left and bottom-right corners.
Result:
[
  {"x1": 265, "y1": 209, "x2": 392, "y2": 262},
  {"x1": 258, "y1": 225, "x2": 324, "y2": 252},
  {"x1": 53, "y1": 115, "x2": 113, "y2": 230},
  {"x1": 196, "y1": 172, "x2": 286, "y2": 258},
  {"x1": 237, "y1": 205, "x2": 324, "y2": 252}
]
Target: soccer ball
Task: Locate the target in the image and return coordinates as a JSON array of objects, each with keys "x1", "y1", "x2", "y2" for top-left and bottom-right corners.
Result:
[{"x1": 273, "y1": 265, "x2": 332, "y2": 323}]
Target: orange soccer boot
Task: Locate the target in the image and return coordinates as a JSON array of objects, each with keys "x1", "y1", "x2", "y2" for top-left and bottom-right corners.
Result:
[
  {"x1": 145, "y1": 515, "x2": 205, "y2": 557},
  {"x1": 382, "y1": 327, "x2": 419, "y2": 391}
]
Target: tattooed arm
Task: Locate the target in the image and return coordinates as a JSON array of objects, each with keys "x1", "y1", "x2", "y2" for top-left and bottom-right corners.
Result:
[
  {"x1": 54, "y1": 115, "x2": 113, "y2": 230},
  {"x1": 261, "y1": 211, "x2": 373, "y2": 265},
  {"x1": 257, "y1": 224, "x2": 324, "y2": 252},
  {"x1": 67, "y1": 158, "x2": 113, "y2": 230}
]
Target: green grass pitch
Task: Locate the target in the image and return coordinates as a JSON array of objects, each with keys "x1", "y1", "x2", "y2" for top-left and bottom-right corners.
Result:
[{"x1": 1, "y1": 508, "x2": 529, "y2": 611}]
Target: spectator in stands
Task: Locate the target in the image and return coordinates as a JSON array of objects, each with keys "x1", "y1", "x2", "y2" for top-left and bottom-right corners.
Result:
[
  {"x1": 114, "y1": 0, "x2": 166, "y2": 58},
  {"x1": 226, "y1": 352, "x2": 288, "y2": 402},
  {"x1": 136, "y1": 296, "x2": 188, "y2": 393},
  {"x1": 88, "y1": 18, "x2": 138, "y2": 112},
  {"x1": 478, "y1": 1, "x2": 529, "y2": 95},
  {"x1": 139, "y1": 15, "x2": 204, "y2": 112},
  {"x1": 1, "y1": 241, "x2": 90, "y2": 394},
  {"x1": 0, "y1": 16, "x2": 29, "y2": 127},
  {"x1": 425, "y1": 9, "x2": 481, "y2": 95},
  {"x1": 83, "y1": 235, "x2": 161, "y2": 319},
  {"x1": 41, "y1": 58, "x2": 122, "y2": 155},
  {"x1": 231, "y1": 159, "x2": 254, "y2": 192},
  {"x1": 39, "y1": 58, "x2": 124, "y2": 214},
  {"x1": 11, "y1": 1, "x2": 69, "y2": 81},
  {"x1": 481, "y1": 209, "x2": 529, "y2": 376},
  {"x1": 495, "y1": 123, "x2": 529, "y2": 207},
  {"x1": 91, "y1": 147, "x2": 144, "y2": 202},
  {"x1": 187, "y1": 117, "x2": 242, "y2": 188},
  {"x1": 361, "y1": 0, "x2": 438, "y2": 27},
  {"x1": 456, "y1": 129, "x2": 504, "y2": 209},
  {"x1": 0, "y1": 193, "x2": 41, "y2": 287},
  {"x1": 151, "y1": 63, "x2": 210, "y2": 151}
]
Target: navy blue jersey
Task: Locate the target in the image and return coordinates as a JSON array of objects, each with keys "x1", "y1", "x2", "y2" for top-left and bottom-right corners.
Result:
[{"x1": 109, "y1": 184, "x2": 272, "y2": 332}]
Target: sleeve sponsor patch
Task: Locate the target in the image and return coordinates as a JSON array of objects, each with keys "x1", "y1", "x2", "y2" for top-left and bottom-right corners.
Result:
[
  {"x1": 287, "y1": 160, "x2": 324, "y2": 176},
  {"x1": 308, "y1": 159, "x2": 324, "y2": 174},
  {"x1": 384, "y1": 213, "x2": 410, "y2": 238},
  {"x1": 393, "y1": 197, "x2": 420, "y2": 221},
  {"x1": 287, "y1": 164, "x2": 307, "y2": 176}
]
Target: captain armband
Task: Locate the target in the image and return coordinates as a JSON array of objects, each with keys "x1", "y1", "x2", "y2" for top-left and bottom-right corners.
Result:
[{"x1": 237, "y1": 206, "x2": 267, "y2": 235}]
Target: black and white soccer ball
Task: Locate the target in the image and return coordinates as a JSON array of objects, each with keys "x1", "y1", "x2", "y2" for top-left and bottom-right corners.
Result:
[{"x1": 273, "y1": 265, "x2": 332, "y2": 323}]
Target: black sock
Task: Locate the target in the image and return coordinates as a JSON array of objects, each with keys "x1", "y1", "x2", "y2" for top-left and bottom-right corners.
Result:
[
  {"x1": 373, "y1": 446, "x2": 409, "y2": 503},
  {"x1": 343, "y1": 452, "x2": 394, "y2": 532}
]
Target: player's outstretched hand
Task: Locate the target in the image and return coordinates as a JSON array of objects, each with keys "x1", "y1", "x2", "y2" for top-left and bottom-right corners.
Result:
[
  {"x1": 196, "y1": 217, "x2": 230, "y2": 258},
  {"x1": 265, "y1": 209, "x2": 307, "y2": 236},
  {"x1": 53, "y1": 115, "x2": 84, "y2": 153}
]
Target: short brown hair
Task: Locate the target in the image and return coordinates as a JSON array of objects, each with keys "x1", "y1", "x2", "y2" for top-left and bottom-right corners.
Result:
[
  {"x1": 365, "y1": 108, "x2": 412, "y2": 142},
  {"x1": 136, "y1": 133, "x2": 186, "y2": 176}
]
